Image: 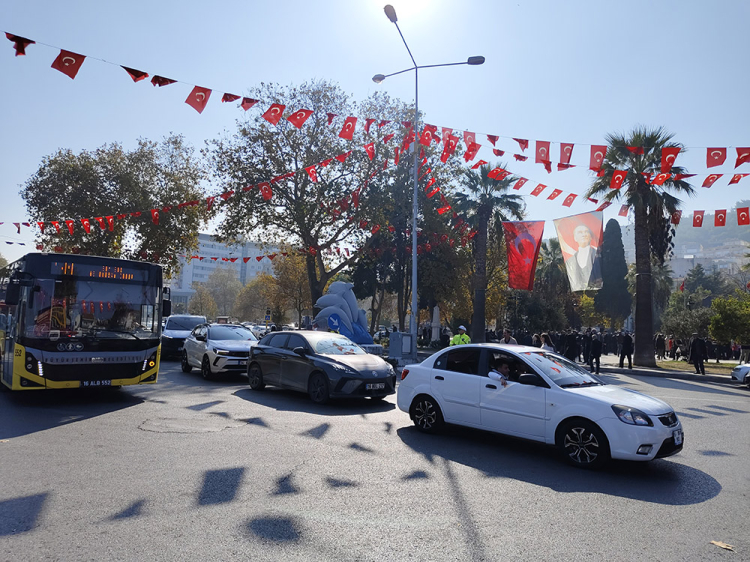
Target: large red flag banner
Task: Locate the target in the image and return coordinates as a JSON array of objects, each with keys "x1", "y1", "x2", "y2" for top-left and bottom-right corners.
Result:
[
  {"x1": 502, "y1": 221, "x2": 545, "y2": 291},
  {"x1": 553, "y1": 212, "x2": 604, "y2": 292}
]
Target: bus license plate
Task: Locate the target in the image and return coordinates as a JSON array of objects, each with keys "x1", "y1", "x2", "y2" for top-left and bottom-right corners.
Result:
[
  {"x1": 366, "y1": 383, "x2": 385, "y2": 390},
  {"x1": 81, "y1": 380, "x2": 111, "y2": 387},
  {"x1": 673, "y1": 429, "x2": 683, "y2": 446}
]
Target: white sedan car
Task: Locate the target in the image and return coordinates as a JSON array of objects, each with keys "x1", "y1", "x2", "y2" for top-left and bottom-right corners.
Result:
[
  {"x1": 730, "y1": 364, "x2": 750, "y2": 385},
  {"x1": 181, "y1": 324, "x2": 258, "y2": 380},
  {"x1": 397, "y1": 344, "x2": 684, "y2": 469}
]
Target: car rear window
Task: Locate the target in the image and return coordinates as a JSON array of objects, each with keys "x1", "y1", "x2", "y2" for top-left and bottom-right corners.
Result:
[{"x1": 436, "y1": 347, "x2": 481, "y2": 375}]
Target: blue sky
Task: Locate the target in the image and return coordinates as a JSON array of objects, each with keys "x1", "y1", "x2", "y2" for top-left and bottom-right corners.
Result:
[{"x1": 2, "y1": 0, "x2": 749, "y2": 263}]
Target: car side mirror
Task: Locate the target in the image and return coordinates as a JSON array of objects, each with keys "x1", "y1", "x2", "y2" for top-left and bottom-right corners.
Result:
[
  {"x1": 162, "y1": 299, "x2": 172, "y2": 317},
  {"x1": 195, "y1": 334, "x2": 206, "y2": 342},
  {"x1": 518, "y1": 373, "x2": 545, "y2": 387},
  {"x1": 293, "y1": 346, "x2": 307, "y2": 356}
]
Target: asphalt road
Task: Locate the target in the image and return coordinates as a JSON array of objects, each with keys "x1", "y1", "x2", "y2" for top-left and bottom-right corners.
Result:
[{"x1": 0, "y1": 362, "x2": 748, "y2": 561}]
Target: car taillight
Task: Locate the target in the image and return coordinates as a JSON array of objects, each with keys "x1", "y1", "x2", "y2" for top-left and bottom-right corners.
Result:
[{"x1": 401, "y1": 369, "x2": 409, "y2": 381}]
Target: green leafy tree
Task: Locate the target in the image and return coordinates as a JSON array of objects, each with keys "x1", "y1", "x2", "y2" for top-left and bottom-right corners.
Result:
[
  {"x1": 595, "y1": 219, "x2": 632, "y2": 326},
  {"x1": 710, "y1": 292, "x2": 750, "y2": 344},
  {"x1": 585, "y1": 127, "x2": 694, "y2": 366},
  {"x1": 579, "y1": 294, "x2": 605, "y2": 328},
  {"x1": 21, "y1": 135, "x2": 205, "y2": 276},
  {"x1": 453, "y1": 163, "x2": 524, "y2": 342},
  {"x1": 660, "y1": 287, "x2": 713, "y2": 341},
  {"x1": 234, "y1": 276, "x2": 269, "y2": 323},
  {"x1": 188, "y1": 284, "x2": 218, "y2": 319},
  {"x1": 206, "y1": 266, "x2": 243, "y2": 316},
  {"x1": 270, "y1": 252, "x2": 312, "y2": 326}
]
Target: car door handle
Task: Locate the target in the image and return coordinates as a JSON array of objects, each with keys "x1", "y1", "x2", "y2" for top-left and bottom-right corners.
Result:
[
  {"x1": 486, "y1": 384, "x2": 497, "y2": 389},
  {"x1": 434, "y1": 375, "x2": 444, "y2": 381}
]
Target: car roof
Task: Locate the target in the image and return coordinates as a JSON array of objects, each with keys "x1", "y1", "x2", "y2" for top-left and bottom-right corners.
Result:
[{"x1": 439, "y1": 343, "x2": 544, "y2": 354}]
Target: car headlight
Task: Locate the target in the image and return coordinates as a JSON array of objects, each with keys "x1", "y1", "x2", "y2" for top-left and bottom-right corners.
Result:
[
  {"x1": 612, "y1": 404, "x2": 653, "y2": 426},
  {"x1": 213, "y1": 348, "x2": 230, "y2": 356}
]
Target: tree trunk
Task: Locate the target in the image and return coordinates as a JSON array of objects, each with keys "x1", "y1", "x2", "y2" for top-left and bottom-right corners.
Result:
[
  {"x1": 306, "y1": 255, "x2": 323, "y2": 315},
  {"x1": 471, "y1": 212, "x2": 489, "y2": 343},
  {"x1": 633, "y1": 202, "x2": 656, "y2": 367}
]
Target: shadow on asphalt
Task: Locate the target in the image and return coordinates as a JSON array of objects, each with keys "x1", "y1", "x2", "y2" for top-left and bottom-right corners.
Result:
[
  {"x1": 0, "y1": 387, "x2": 144, "y2": 440},
  {"x1": 397, "y1": 425, "x2": 721, "y2": 506},
  {"x1": 233, "y1": 387, "x2": 395, "y2": 416}
]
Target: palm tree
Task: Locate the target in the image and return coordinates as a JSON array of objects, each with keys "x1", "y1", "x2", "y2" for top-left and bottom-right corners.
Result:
[
  {"x1": 536, "y1": 238, "x2": 567, "y2": 294},
  {"x1": 454, "y1": 163, "x2": 524, "y2": 342},
  {"x1": 585, "y1": 127, "x2": 694, "y2": 366}
]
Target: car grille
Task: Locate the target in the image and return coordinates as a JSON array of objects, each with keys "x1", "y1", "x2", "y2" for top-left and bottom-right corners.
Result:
[
  {"x1": 229, "y1": 351, "x2": 250, "y2": 358},
  {"x1": 658, "y1": 412, "x2": 678, "y2": 427}
]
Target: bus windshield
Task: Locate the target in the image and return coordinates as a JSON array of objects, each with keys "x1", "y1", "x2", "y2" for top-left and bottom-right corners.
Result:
[{"x1": 24, "y1": 277, "x2": 159, "y2": 339}]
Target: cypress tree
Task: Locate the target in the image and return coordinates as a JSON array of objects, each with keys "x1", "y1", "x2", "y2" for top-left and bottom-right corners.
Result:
[{"x1": 595, "y1": 219, "x2": 632, "y2": 326}]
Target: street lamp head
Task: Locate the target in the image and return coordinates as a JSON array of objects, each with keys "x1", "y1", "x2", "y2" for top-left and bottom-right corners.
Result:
[
  {"x1": 372, "y1": 74, "x2": 386, "y2": 84},
  {"x1": 467, "y1": 56, "x2": 485, "y2": 66},
  {"x1": 384, "y1": 5, "x2": 398, "y2": 23}
]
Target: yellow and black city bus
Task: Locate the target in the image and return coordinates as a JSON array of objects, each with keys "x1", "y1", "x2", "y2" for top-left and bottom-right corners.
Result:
[{"x1": 0, "y1": 253, "x2": 171, "y2": 390}]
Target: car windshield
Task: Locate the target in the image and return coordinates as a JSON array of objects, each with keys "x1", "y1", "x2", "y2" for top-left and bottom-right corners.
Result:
[
  {"x1": 521, "y1": 351, "x2": 603, "y2": 388},
  {"x1": 166, "y1": 316, "x2": 205, "y2": 331},
  {"x1": 313, "y1": 337, "x2": 365, "y2": 355},
  {"x1": 209, "y1": 326, "x2": 258, "y2": 341}
]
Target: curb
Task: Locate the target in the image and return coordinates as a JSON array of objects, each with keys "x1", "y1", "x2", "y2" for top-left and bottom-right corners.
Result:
[{"x1": 598, "y1": 365, "x2": 736, "y2": 385}]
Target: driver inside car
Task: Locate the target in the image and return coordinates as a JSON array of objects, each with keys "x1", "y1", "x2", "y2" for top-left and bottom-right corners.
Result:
[{"x1": 488, "y1": 357, "x2": 514, "y2": 387}]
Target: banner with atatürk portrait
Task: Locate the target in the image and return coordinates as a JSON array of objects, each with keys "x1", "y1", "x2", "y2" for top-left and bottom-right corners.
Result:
[{"x1": 553, "y1": 212, "x2": 604, "y2": 292}]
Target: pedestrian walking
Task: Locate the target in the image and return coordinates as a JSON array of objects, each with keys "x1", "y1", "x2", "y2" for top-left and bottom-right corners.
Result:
[
  {"x1": 589, "y1": 330, "x2": 602, "y2": 374},
  {"x1": 619, "y1": 332, "x2": 633, "y2": 369},
  {"x1": 688, "y1": 333, "x2": 708, "y2": 375}
]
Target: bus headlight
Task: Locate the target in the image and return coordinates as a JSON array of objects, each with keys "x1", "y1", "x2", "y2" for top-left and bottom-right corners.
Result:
[{"x1": 142, "y1": 352, "x2": 158, "y2": 371}]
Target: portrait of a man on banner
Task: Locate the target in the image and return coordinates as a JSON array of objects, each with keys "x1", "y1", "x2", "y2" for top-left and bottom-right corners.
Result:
[{"x1": 553, "y1": 212, "x2": 604, "y2": 292}]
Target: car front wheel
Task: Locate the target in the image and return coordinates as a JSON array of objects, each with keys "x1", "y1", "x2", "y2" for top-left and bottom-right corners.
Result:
[
  {"x1": 201, "y1": 356, "x2": 214, "y2": 380},
  {"x1": 410, "y1": 395, "x2": 444, "y2": 434},
  {"x1": 308, "y1": 372, "x2": 330, "y2": 404},
  {"x1": 559, "y1": 420, "x2": 609, "y2": 469},
  {"x1": 181, "y1": 351, "x2": 192, "y2": 373},
  {"x1": 248, "y1": 364, "x2": 265, "y2": 390}
]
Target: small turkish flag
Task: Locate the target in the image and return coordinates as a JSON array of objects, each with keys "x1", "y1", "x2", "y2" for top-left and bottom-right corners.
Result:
[
  {"x1": 441, "y1": 135, "x2": 459, "y2": 163},
  {"x1": 95, "y1": 217, "x2": 106, "y2": 230},
  {"x1": 12, "y1": 223, "x2": 20, "y2": 234},
  {"x1": 674, "y1": 173, "x2": 696, "y2": 181},
  {"x1": 424, "y1": 178, "x2": 436, "y2": 191},
  {"x1": 560, "y1": 143, "x2": 574, "y2": 165},
  {"x1": 735, "y1": 148, "x2": 750, "y2": 168},
  {"x1": 241, "y1": 97, "x2": 259, "y2": 111},
  {"x1": 401, "y1": 121, "x2": 412, "y2": 128},
  {"x1": 65, "y1": 220, "x2": 75, "y2": 235},
  {"x1": 557, "y1": 163, "x2": 576, "y2": 171},
  {"x1": 471, "y1": 159, "x2": 488, "y2": 170},
  {"x1": 464, "y1": 142, "x2": 481, "y2": 162},
  {"x1": 610, "y1": 170, "x2": 627, "y2": 189},
  {"x1": 702, "y1": 174, "x2": 722, "y2": 188},
  {"x1": 243, "y1": 257, "x2": 251, "y2": 263},
  {"x1": 122, "y1": 66, "x2": 148, "y2": 82},
  {"x1": 364, "y1": 143, "x2": 375, "y2": 160},
  {"x1": 221, "y1": 93, "x2": 240, "y2": 102},
  {"x1": 679, "y1": 280, "x2": 685, "y2": 293},
  {"x1": 256, "y1": 256, "x2": 263, "y2": 262},
  {"x1": 305, "y1": 165, "x2": 318, "y2": 182},
  {"x1": 427, "y1": 187, "x2": 440, "y2": 198},
  {"x1": 437, "y1": 205, "x2": 451, "y2": 215},
  {"x1": 494, "y1": 149, "x2": 506, "y2": 157},
  {"x1": 442, "y1": 127, "x2": 453, "y2": 145},
  {"x1": 530, "y1": 184, "x2": 547, "y2": 197},
  {"x1": 729, "y1": 174, "x2": 749, "y2": 185},
  {"x1": 693, "y1": 211, "x2": 704, "y2": 227},
  {"x1": 51, "y1": 50, "x2": 85, "y2": 79},
  {"x1": 738, "y1": 207, "x2": 750, "y2": 225},
  {"x1": 6, "y1": 33, "x2": 35, "y2": 56},
  {"x1": 150, "y1": 209, "x2": 159, "y2": 225},
  {"x1": 562, "y1": 194, "x2": 577, "y2": 207},
  {"x1": 652, "y1": 173, "x2": 671, "y2": 186},
  {"x1": 262, "y1": 103, "x2": 286, "y2": 125},
  {"x1": 514, "y1": 154, "x2": 527, "y2": 161},
  {"x1": 488, "y1": 168, "x2": 511, "y2": 181},
  {"x1": 106, "y1": 216, "x2": 115, "y2": 231},
  {"x1": 707, "y1": 148, "x2": 726, "y2": 168},
  {"x1": 364, "y1": 118, "x2": 376, "y2": 133},
  {"x1": 590, "y1": 145, "x2": 607, "y2": 171},
  {"x1": 326, "y1": 113, "x2": 337, "y2": 125},
  {"x1": 185, "y1": 86, "x2": 211, "y2": 114},
  {"x1": 259, "y1": 182, "x2": 273, "y2": 201},
  {"x1": 596, "y1": 202, "x2": 612, "y2": 212},
  {"x1": 547, "y1": 189, "x2": 563, "y2": 200},
  {"x1": 514, "y1": 138, "x2": 529, "y2": 151},
  {"x1": 535, "y1": 141, "x2": 551, "y2": 164},
  {"x1": 151, "y1": 75, "x2": 176, "y2": 87},
  {"x1": 51, "y1": 221, "x2": 60, "y2": 233},
  {"x1": 661, "y1": 147, "x2": 680, "y2": 173},
  {"x1": 626, "y1": 146, "x2": 644, "y2": 155},
  {"x1": 335, "y1": 151, "x2": 351, "y2": 163},
  {"x1": 219, "y1": 191, "x2": 233, "y2": 201},
  {"x1": 513, "y1": 178, "x2": 528, "y2": 190},
  {"x1": 206, "y1": 196, "x2": 216, "y2": 211},
  {"x1": 715, "y1": 209, "x2": 727, "y2": 227},
  {"x1": 420, "y1": 124, "x2": 437, "y2": 146},
  {"x1": 371, "y1": 225, "x2": 381, "y2": 234},
  {"x1": 287, "y1": 108, "x2": 313, "y2": 129},
  {"x1": 463, "y1": 131, "x2": 476, "y2": 147},
  {"x1": 339, "y1": 117, "x2": 357, "y2": 140},
  {"x1": 618, "y1": 205, "x2": 629, "y2": 217},
  {"x1": 487, "y1": 135, "x2": 499, "y2": 146},
  {"x1": 378, "y1": 120, "x2": 390, "y2": 128},
  {"x1": 37, "y1": 222, "x2": 45, "y2": 233}
]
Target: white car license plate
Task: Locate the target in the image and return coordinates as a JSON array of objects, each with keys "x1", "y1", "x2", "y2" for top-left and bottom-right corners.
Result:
[
  {"x1": 366, "y1": 383, "x2": 385, "y2": 390},
  {"x1": 673, "y1": 429, "x2": 683, "y2": 446}
]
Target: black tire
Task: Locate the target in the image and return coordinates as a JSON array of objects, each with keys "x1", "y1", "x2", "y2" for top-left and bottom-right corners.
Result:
[
  {"x1": 181, "y1": 351, "x2": 192, "y2": 373},
  {"x1": 410, "y1": 395, "x2": 444, "y2": 434},
  {"x1": 558, "y1": 419, "x2": 610, "y2": 469},
  {"x1": 201, "y1": 356, "x2": 214, "y2": 380},
  {"x1": 248, "y1": 363, "x2": 265, "y2": 390},
  {"x1": 308, "y1": 372, "x2": 330, "y2": 404}
]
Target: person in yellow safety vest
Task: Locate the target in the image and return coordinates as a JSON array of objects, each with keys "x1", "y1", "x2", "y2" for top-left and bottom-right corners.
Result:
[{"x1": 450, "y1": 325, "x2": 471, "y2": 346}]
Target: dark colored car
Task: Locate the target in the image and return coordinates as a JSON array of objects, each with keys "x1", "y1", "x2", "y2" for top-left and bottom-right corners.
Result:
[
  {"x1": 161, "y1": 315, "x2": 207, "y2": 358},
  {"x1": 247, "y1": 331, "x2": 397, "y2": 403}
]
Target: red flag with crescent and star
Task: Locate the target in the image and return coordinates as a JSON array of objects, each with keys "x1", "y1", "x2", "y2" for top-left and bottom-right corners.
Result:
[
  {"x1": 106, "y1": 216, "x2": 115, "y2": 231},
  {"x1": 122, "y1": 66, "x2": 148, "y2": 82},
  {"x1": 560, "y1": 143, "x2": 574, "y2": 165},
  {"x1": 364, "y1": 143, "x2": 375, "y2": 160},
  {"x1": 65, "y1": 220, "x2": 75, "y2": 235},
  {"x1": 661, "y1": 147, "x2": 680, "y2": 173},
  {"x1": 671, "y1": 210, "x2": 682, "y2": 225},
  {"x1": 530, "y1": 184, "x2": 546, "y2": 197},
  {"x1": 471, "y1": 159, "x2": 488, "y2": 170},
  {"x1": 735, "y1": 148, "x2": 750, "y2": 168},
  {"x1": 693, "y1": 211, "x2": 704, "y2": 227},
  {"x1": 562, "y1": 194, "x2": 577, "y2": 207},
  {"x1": 702, "y1": 174, "x2": 722, "y2": 188},
  {"x1": 730, "y1": 174, "x2": 749, "y2": 185},
  {"x1": 738, "y1": 207, "x2": 750, "y2": 226},
  {"x1": 440, "y1": 135, "x2": 459, "y2": 163},
  {"x1": 513, "y1": 178, "x2": 528, "y2": 190},
  {"x1": 463, "y1": 131, "x2": 476, "y2": 147},
  {"x1": 339, "y1": 117, "x2": 357, "y2": 140},
  {"x1": 535, "y1": 141, "x2": 551, "y2": 164},
  {"x1": 221, "y1": 93, "x2": 240, "y2": 103},
  {"x1": 514, "y1": 154, "x2": 527, "y2": 161},
  {"x1": 287, "y1": 109, "x2": 313, "y2": 129},
  {"x1": 596, "y1": 201, "x2": 612, "y2": 212},
  {"x1": 305, "y1": 165, "x2": 318, "y2": 182},
  {"x1": 707, "y1": 148, "x2": 726, "y2": 168},
  {"x1": 150, "y1": 209, "x2": 159, "y2": 225},
  {"x1": 261, "y1": 103, "x2": 286, "y2": 125},
  {"x1": 240, "y1": 97, "x2": 259, "y2": 111},
  {"x1": 590, "y1": 145, "x2": 606, "y2": 172},
  {"x1": 364, "y1": 118, "x2": 376, "y2": 133},
  {"x1": 495, "y1": 149, "x2": 506, "y2": 157},
  {"x1": 185, "y1": 86, "x2": 211, "y2": 114},
  {"x1": 442, "y1": 127, "x2": 453, "y2": 145},
  {"x1": 715, "y1": 209, "x2": 727, "y2": 227},
  {"x1": 420, "y1": 124, "x2": 437, "y2": 146},
  {"x1": 259, "y1": 182, "x2": 273, "y2": 201},
  {"x1": 652, "y1": 173, "x2": 671, "y2": 186},
  {"x1": 487, "y1": 135, "x2": 499, "y2": 146},
  {"x1": 547, "y1": 189, "x2": 563, "y2": 200},
  {"x1": 610, "y1": 170, "x2": 627, "y2": 189},
  {"x1": 80, "y1": 219, "x2": 91, "y2": 234},
  {"x1": 514, "y1": 138, "x2": 529, "y2": 152},
  {"x1": 502, "y1": 221, "x2": 545, "y2": 291},
  {"x1": 95, "y1": 217, "x2": 106, "y2": 230},
  {"x1": 151, "y1": 75, "x2": 176, "y2": 87},
  {"x1": 488, "y1": 168, "x2": 511, "y2": 181},
  {"x1": 51, "y1": 50, "x2": 85, "y2": 79},
  {"x1": 618, "y1": 205, "x2": 629, "y2": 217}
]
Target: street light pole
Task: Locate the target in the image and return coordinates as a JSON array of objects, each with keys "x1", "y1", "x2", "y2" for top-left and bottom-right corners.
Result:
[{"x1": 374, "y1": 4, "x2": 484, "y2": 358}]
